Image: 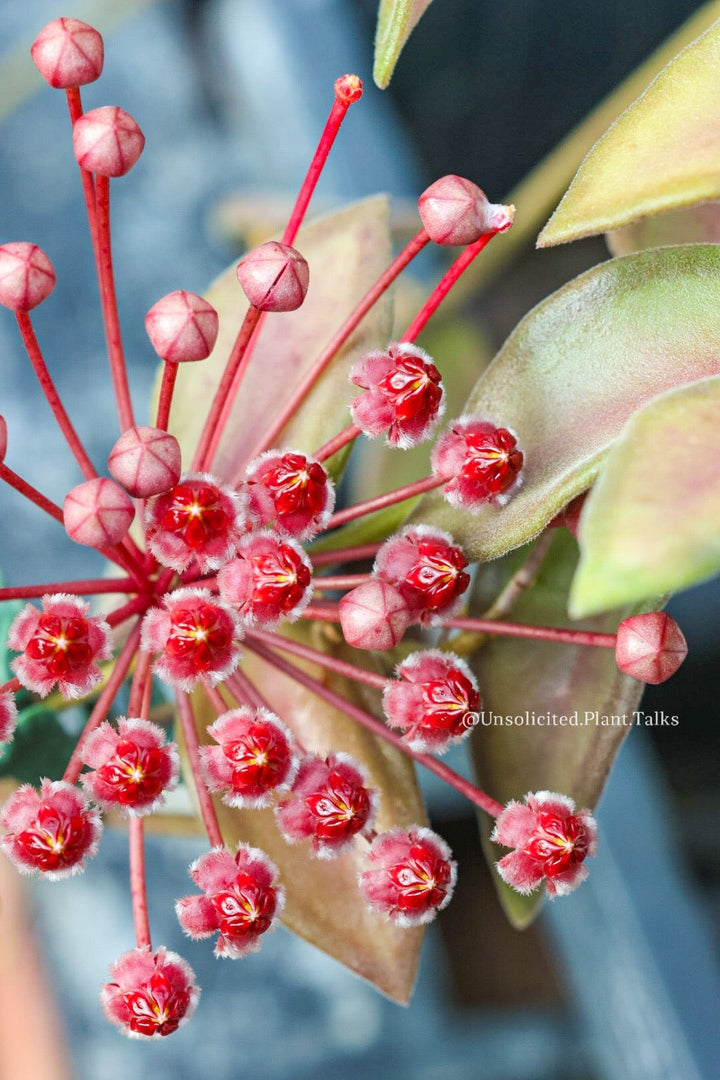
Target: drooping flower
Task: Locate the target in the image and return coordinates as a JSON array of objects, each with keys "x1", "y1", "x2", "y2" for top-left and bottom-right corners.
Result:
[
  {"x1": 350, "y1": 342, "x2": 445, "y2": 448},
  {"x1": 0, "y1": 778, "x2": 102, "y2": 879},
  {"x1": 217, "y1": 532, "x2": 313, "y2": 627},
  {"x1": 101, "y1": 946, "x2": 199, "y2": 1038},
  {"x1": 80, "y1": 718, "x2": 179, "y2": 815},
  {"x1": 8, "y1": 594, "x2": 112, "y2": 699},
  {"x1": 432, "y1": 417, "x2": 523, "y2": 508},
  {"x1": 359, "y1": 826, "x2": 456, "y2": 925},
  {"x1": 200, "y1": 707, "x2": 298, "y2": 808},
  {"x1": 383, "y1": 650, "x2": 480, "y2": 753},
  {"x1": 140, "y1": 588, "x2": 241, "y2": 691},
  {"x1": 176, "y1": 844, "x2": 284, "y2": 958},
  {"x1": 491, "y1": 790, "x2": 598, "y2": 897},
  {"x1": 374, "y1": 524, "x2": 470, "y2": 625},
  {"x1": 145, "y1": 473, "x2": 246, "y2": 574},
  {"x1": 244, "y1": 450, "x2": 335, "y2": 540},
  {"x1": 276, "y1": 753, "x2": 377, "y2": 858}
]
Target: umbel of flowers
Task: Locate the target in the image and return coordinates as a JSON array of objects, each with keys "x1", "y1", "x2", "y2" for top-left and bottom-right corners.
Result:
[{"x1": 0, "y1": 18, "x2": 688, "y2": 1038}]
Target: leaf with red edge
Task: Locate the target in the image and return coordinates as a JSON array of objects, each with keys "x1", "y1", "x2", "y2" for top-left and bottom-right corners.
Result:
[
  {"x1": 538, "y1": 17, "x2": 720, "y2": 248},
  {"x1": 163, "y1": 196, "x2": 392, "y2": 482},
  {"x1": 177, "y1": 620, "x2": 427, "y2": 1003},
  {"x1": 415, "y1": 244, "x2": 720, "y2": 564},
  {"x1": 374, "y1": 0, "x2": 435, "y2": 89},
  {"x1": 466, "y1": 531, "x2": 644, "y2": 927}
]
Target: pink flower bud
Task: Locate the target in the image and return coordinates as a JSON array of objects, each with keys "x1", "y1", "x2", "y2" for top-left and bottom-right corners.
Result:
[
  {"x1": 615, "y1": 612, "x2": 687, "y2": 684},
  {"x1": 492, "y1": 791, "x2": 598, "y2": 897},
  {"x1": 0, "y1": 691, "x2": 18, "y2": 747},
  {"x1": 200, "y1": 707, "x2": 298, "y2": 808},
  {"x1": 31, "y1": 18, "x2": 104, "y2": 88},
  {"x1": 176, "y1": 844, "x2": 284, "y2": 958},
  {"x1": 339, "y1": 580, "x2": 410, "y2": 650},
  {"x1": 144, "y1": 472, "x2": 246, "y2": 573},
  {"x1": 144, "y1": 290, "x2": 219, "y2": 362},
  {"x1": 236, "y1": 241, "x2": 309, "y2": 312},
  {"x1": 1, "y1": 779, "x2": 102, "y2": 879},
  {"x1": 217, "y1": 532, "x2": 313, "y2": 628},
  {"x1": 64, "y1": 477, "x2": 135, "y2": 548},
  {"x1": 8, "y1": 594, "x2": 112, "y2": 699},
  {"x1": 431, "y1": 416, "x2": 523, "y2": 508},
  {"x1": 244, "y1": 450, "x2": 334, "y2": 541},
  {"x1": 334, "y1": 73, "x2": 363, "y2": 104},
  {"x1": 80, "y1": 718, "x2": 179, "y2": 816},
  {"x1": 359, "y1": 826, "x2": 456, "y2": 925},
  {"x1": 384, "y1": 650, "x2": 480, "y2": 754},
  {"x1": 101, "y1": 946, "x2": 199, "y2": 1039},
  {"x1": 72, "y1": 106, "x2": 145, "y2": 177},
  {"x1": 374, "y1": 524, "x2": 470, "y2": 626},
  {"x1": 108, "y1": 426, "x2": 181, "y2": 498},
  {"x1": 418, "y1": 175, "x2": 515, "y2": 246},
  {"x1": 0, "y1": 242, "x2": 55, "y2": 311},
  {"x1": 140, "y1": 587, "x2": 241, "y2": 692},
  {"x1": 350, "y1": 343, "x2": 445, "y2": 448},
  {"x1": 276, "y1": 753, "x2": 377, "y2": 858}
]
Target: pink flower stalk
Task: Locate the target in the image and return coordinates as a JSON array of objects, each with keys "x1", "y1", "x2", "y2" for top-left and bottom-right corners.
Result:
[
  {"x1": 144, "y1": 474, "x2": 246, "y2": 573},
  {"x1": 236, "y1": 242, "x2": 310, "y2": 312},
  {"x1": 176, "y1": 844, "x2": 284, "y2": 957},
  {"x1": 141, "y1": 587, "x2": 241, "y2": 691},
  {"x1": 80, "y1": 718, "x2": 179, "y2": 815},
  {"x1": 101, "y1": 946, "x2": 199, "y2": 1038},
  {"x1": 217, "y1": 532, "x2": 313, "y2": 627},
  {"x1": 374, "y1": 524, "x2": 470, "y2": 625},
  {"x1": 145, "y1": 290, "x2": 219, "y2": 363},
  {"x1": 200, "y1": 707, "x2": 298, "y2": 807},
  {"x1": 359, "y1": 827, "x2": 456, "y2": 925},
  {"x1": 108, "y1": 426, "x2": 182, "y2": 498},
  {"x1": 63, "y1": 477, "x2": 135, "y2": 548},
  {"x1": 383, "y1": 650, "x2": 480, "y2": 754},
  {"x1": 244, "y1": 450, "x2": 335, "y2": 540},
  {"x1": 491, "y1": 791, "x2": 598, "y2": 897},
  {"x1": 276, "y1": 753, "x2": 377, "y2": 858},
  {"x1": 432, "y1": 417, "x2": 524, "y2": 508},
  {"x1": 8, "y1": 594, "x2": 112, "y2": 698},
  {"x1": 615, "y1": 612, "x2": 688, "y2": 684},
  {"x1": 0, "y1": 242, "x2": 56, "y2": 312},
  {"x1": 349, "y1": 342, "x2": 445, "y2": 447},
  {"x1": 0, "y1": 779, "x2": 102, "y2": 879},
  {"x1": 0, "y1": 691, "x2": 18, "y2": 747},
  {"x1": 31, "y1": 17, "x2": 104, "y2": 88}
]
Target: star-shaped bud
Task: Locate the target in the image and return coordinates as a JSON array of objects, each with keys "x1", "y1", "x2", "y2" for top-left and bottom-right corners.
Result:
[
  {"x1": 0, "y1": 242, "x2": 55, "y2": 311},
  {"x1": 144, "y1": 290, "x2": 219, "y2": 363},
  {"x1": 31, "y1": 18, "x2": 104, "y2": 88},
  {"x1": 236, "y1": 241, "x2": 309, "y2": 312},
  {"x1": 73, "y1": 106, "x2": 145, "y2": 177},
  {"x1": 108, "y1": 426, "x2": 182, "y2": 499},
  {"x1": 64, "y1": 477, "x2": 135, "y2": 548},
  {"x1": 615, "y1": 612, "x2": 687, "y2": 684}
]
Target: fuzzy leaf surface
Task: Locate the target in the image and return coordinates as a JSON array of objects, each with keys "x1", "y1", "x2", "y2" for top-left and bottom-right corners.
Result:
[
  {"x1": 374, "y1": 0, "x2": 434, "y2": 88},
  {"x1": 468, "y1": 532, "x2": 643, "y2": 927},
  {"x1": 178, "y1": 621, "x2": 426, "y2": 1003},
  {"x1": 571, "y1": 376, "x2": 720, "y2": 616},
  {"x1": 164, "y1": 197, "x2": 392, "y2": 481},
  {"x1": 415, "y1": 245, "x2": 720, "y2": 563},
  {"x1": 538, "y1": 18, "x2": 720, "y2": 247}
]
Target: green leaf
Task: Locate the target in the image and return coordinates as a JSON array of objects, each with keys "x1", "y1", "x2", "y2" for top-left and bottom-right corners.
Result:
[
  {"x1": 606, "y1": 200, "x2": 720, "y2": 256},
  {"x1": 164, "y1": 197, "x2": 392, "y2": 482},
  {"x1": 177, "y1": 621, "x2": 427, "y2": 1003},
  {"x1": 415, "y1": 244, "x2": 720, "y2": 564},
  {"x1": 467, "y1": 532, "x2": 644, "y2": 927},
  {"x1": 538, "y1": 17, "x2": 720, "y2": 247},
  {"x1": 373, "y1": 0, "x2": 434, "y2": 88},
  {"x1": 0, "y1": 704, "x2": 76, "y2": 784},
  {"x1": 570, "y1": 376, "x2": 720, "y2": 616}
]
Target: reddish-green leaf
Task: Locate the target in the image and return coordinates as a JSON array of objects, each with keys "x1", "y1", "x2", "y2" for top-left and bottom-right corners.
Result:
[
  {"x1": 415, "y1": 244, "x2": 720, "y2": 563},
  {"x1": 374, "y1": 0, "x2": 435, "y2": 88},
  {"x1": 571, "y1": 375, "x2": 720, "y2": 616},
  {"x1": 606, "y1": 200, "x2": 720, "y2": 256}
]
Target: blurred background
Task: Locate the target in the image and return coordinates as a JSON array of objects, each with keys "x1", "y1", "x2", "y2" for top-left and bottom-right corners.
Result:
[{"x1": 0, "y1": 1, "x2": 718, "y2": 1077}]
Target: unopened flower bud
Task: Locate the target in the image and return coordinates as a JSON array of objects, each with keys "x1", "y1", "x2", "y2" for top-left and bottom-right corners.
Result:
[
  {"x1": 334, "y1": 74, "x2": 363, "y2": 104},
  {"x1": 64, "y1": 477, "x2": 135, "y2": 547},
  {"x1": 73, "y1": 106, "x2": 145, "y2": 177},
  {"x1": 108, "y1": 426, "x2": 182, "y2": 498},
  {"x1": 418, "y1": 175, "x2": 514, "y2": 246},
  {"x1": 236, "y1": 242, "x2": 309, "y2": 312},
  {"x1": 31, "y1": 18, "x2": 104, "y2": 88},
  {"x1": 615, "y1": 612, "x2": 687, "y2": 684},
  {"x1": 339, "y1": 580, "x2": 410, "y2": 650},
  {"x1": 145, "y1": 290, "x2": 219, "y2": 363},
  {"x1": 0, "y1": 242, "x2": 55, "y2": 311}
]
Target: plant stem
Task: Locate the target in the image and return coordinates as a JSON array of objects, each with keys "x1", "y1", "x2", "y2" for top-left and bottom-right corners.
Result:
[
  {"x1": 313, "y1": 573, "x2": 374, "y2": 591},
  {"x1": 314, "y1": 424, "x2": 362, "y2": 463},
  {"x1": 0, "y1": 578, "x2": 138, "y2": 601},
  {"x1": 94, "y1": 175, "x2": 134, "y2": 432},
  {"x1": 325, "y1": 473, "x2": 444, "y2": 530},
  {"x1": 246, "y1": 628, "x2": 388, "y2": 690},
  {"x1": 310, "y1": 542, "x2": 381, "y2": 567},
  {"x1": 176, "y1": 692, "x2": 224, "y2": 849},
  {"x1": 0, "y1": 462, "x2": 65, "y2": 524},
  {"x1": 129, "y1": 817, "x2": 151, "y2": 949},
  {"x1": 445, "y1": 614, "x2": 617, "y2": 648},
  {"x1": 155, "y1": 361, "x2": 179, "y2": 432},
  {"x1": 65, "y1": 88, "x2": 100, "y2": 266}
]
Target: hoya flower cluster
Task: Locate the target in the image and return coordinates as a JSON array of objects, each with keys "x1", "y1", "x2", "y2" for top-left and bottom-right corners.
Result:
[{"x1": 0, "y1": 17, "x2": 688, "y2": 1039}]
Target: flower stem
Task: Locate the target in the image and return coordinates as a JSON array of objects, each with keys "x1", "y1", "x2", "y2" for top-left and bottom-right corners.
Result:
[
  {"x1": 225, "y1": 669, "x2": 271, "y2": 712},
  {"x1": 313, "y1": 573, "x2": 374, "y2": 591},
  {"x1": 0, "y1": 462, "x2": 65, "y2": 524},
  {"x1": 445, "y1": 614, "x2": 617, "y2": 648},
  {"x1": 325, "y1": 473, "x2": 443, "y2": 530},
  {"x1": 202, "y1": 679, "x2": 230, "y2": 717},
  {"x1": 310, "y1": 542, "x2": 381, "y2": 567},
  {"x1": 106, "y1": 596, "x2": 152, "y2": 628},
  {"x1": 94, "y1": 175, "x2": 134, "y2": 432},
  {"x1": 65, "y1": 88, "x2": 100, "y2": 266},
  {"x1": 246, "y1": 637, "x2": 504, "y2": 818},
  {"x1": 127, "y1": 649, "x2": 152, "y2": 718},
  {"x1": 155, "y1": 361, "x2": 179, "y2": 432},
  {"x1": 15, "y1": 313, "x2": 97, "y2": 481},
  {"x1": 129, "y1": 818, "x2": 151, "y2": 950},
  {"x1": 246, "y1": 628, "x2": 388, "y2": 690},
  {"x1": 0, "y1": 578, "x2": 138, "y2": 601},
  {"x1": 314, "y1": 424, "x2": 362, "y2": 464},
  {"x1": 176, "y1": 692, "x2": 224, "y2": 849}
]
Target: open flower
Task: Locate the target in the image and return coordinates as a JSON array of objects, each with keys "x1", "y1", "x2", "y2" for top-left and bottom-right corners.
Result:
[
  {"x1": 359, "y1": 826, "x2": 456, "y2": 925},
  {"x1": 145, "y1": 473, "x2": 246, "y2": 573},
  {"x1": 80, "y1": 717, "x2": 179, "y2": 815},
  {"x1": 0, "y1": 778, "x2": 102, "y2": 879},
  {"x1": 432, "y1": 417, "x2": 523, "y2": 507},
  {"x1": 200, "y1": 707, "x2": 298, "y2": 807},
  {"x1": 350, "y1": 343, "x2": 444, "y2": 448},
  {"x1": 383, "y1": 650, "x2": 480, "y2": 753},
  {"x1": 244, "y1": 451, "x2": 335, "y2": 540},
  {"x1": 140, "y1": 588, "x2": 241, "y2": 691},
  {"x1": 374, "y1": 525, "x2": 470, "y2": 625},
  {"x1": 217, "y1": 532, "x2": 313, "y2": 627},
  {"x1": 276, "y1": 753, "x2": 377, "y2": 858},
  {"x1": 101, "y1": 946, "x2": 199, "y2": 1039}
]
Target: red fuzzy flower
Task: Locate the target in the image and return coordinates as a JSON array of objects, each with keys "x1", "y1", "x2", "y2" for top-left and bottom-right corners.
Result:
[
  {"x1": 176, "y1": 844, "x2": 284, "y2": 958},
  {"x1": 359, "y1": 826, "x2": 456, "y2": 925},
  {"x1": 1, "y1": 779, "x2": 102, "y2": 879},
  {"x1": 383, "y1": 649, "x2": 480, "y2": 753},
  {"x1": 350, "y1": 343, "x2": 445, "y2": 448},
  {"x1": 244, "y1": 450, "x2": 334, "y2": 540},
  {"x1": 432, "y1": 417, "x2": 523, "y2": 508},
  {"x1": 101, "y1": 946, "x2": 199, "y2": 1039},
  {"x1": 8, "y1": 594, "x2": 112, "y2": 699},
  {"x1": 217, "y1": 531, "x2": 313, "y2": 627},
  {"x1": 145, "y1": 472, "x2": 245, "y2": 573},
  {"x1": 491, "y1": 790, "x2": 598, "y2": 897},
  {"x1": 276, "y1": 753, "x2": 377, "y2": 858},
  {"x1": 80, "y1": 717, "x2": 179, "y2": 815},
  {"x1": 141, "y1": 588, "x2": 241, "y2": 691},
  {"x1": 374, "y1": 525, "x2": 470, "y2": 625},
  {"x1": 0, "y1": 691, "x2": 18, "y2": 747},
  {"x1": 200, "y1": 707, "x2": 297, "y2": 808}
]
